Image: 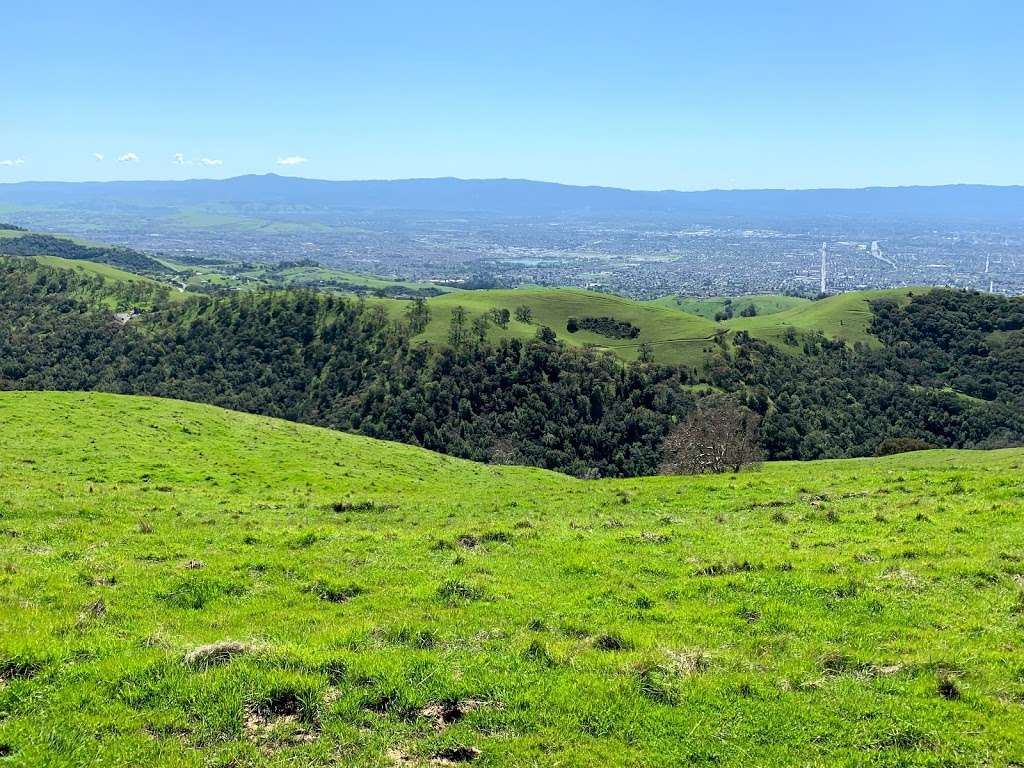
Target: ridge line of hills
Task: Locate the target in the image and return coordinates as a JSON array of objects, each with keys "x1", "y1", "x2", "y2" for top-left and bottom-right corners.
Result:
[{"x1": 3, "y1": 174, "x2": 1024, "y2": 219}]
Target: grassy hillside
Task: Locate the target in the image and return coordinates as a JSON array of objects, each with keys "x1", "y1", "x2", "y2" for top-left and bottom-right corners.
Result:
[
  {"x1": 413, "y1": 288, "x2": 722, "y2": 367},
  {"x1": 31, "y1": 254, "x2": 157, "y2": 283},
  {"x1": 0, "y1": 227, "x2": 113, "y2": 250},
  {"x1": 410, "y1": 287, "x2": 914, "y2": 364},
  {"x1": 167, "y1": 209, "x2": 335, "y2": 234},
  {"x1": 157, "y1": 258, "x2": 455, "y2": 297},
  {"x1": 4, "y1": 230, "x2": 906, "y2": 361},
  {"x1": 28, "y1": 254, "x2": 188, "y2": 302},
  {"x1": 649, "y1": 290, "x2": 913, "y2": 350},
  {"x1": 649, "y1": 294, "x2": 812, "y2": 319},
  {"x1": 0, "y1": 228, "x2": 171, "y2": 275},
  {"x1": 725, "y1": 288, "x2": 913, "y2": 348},
  {"x1": 1, "y1": 391, "x2": 1022, "y2": 766}
]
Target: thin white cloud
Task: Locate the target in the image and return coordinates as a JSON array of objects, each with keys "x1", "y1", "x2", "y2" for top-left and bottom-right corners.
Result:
[
  {"x1": 0, "y1": 158, "x2": 25, "y2": 167},
  {"x1": 199, "y1": 158, "x2": 223, "y2": 167},
  {"x1": 93, "y1": 152, "x2": 105, "y2": 162},
  {"x1": 276, "y1": 156, "x2": 308, "y2": 167},
  {"x1": 118, "y1": 152, "x2": 140, "y2": 163},
  {"x1": 173, "y1": 152, "x2": 186, "y2": 165}
]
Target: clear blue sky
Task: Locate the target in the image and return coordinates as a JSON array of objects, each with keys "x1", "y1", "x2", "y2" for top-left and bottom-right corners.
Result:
[{"x1": 2, "y1": 0, "x2": 1021, "y2": 189}]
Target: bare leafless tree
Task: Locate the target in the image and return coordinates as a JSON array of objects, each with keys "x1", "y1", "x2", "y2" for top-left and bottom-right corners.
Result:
[
  {"x1": 659, "y1": 397, "x2": 763, "y2": 475},
  {"x1": 489, "y1": 438, "x2": 522, "y2": 466}
]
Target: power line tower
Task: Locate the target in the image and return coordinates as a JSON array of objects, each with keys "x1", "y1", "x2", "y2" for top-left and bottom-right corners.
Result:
[{"x1": 820, "y1": 242, "x2": 827, "y2": 294}]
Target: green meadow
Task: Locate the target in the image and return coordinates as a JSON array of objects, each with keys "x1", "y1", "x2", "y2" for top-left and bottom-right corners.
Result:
[
  {"x1": 411, "y1": 288, "x2": 721, "y2": 367},
  {"x1": 647, "y1": 294, "x2": 812, "y2": 320},
  {"x1": 29, "y1": 255, "x2": 190, "y2": 304},
  {"x1": 1, "y1": 391, "x2": 1022, "y2": 766},
  {"x1": 158, "y1": 258, "x2": 455, "y2": 297},
  {"x1": 723, "y1": 289, "x2": 912, "y2": 348}
]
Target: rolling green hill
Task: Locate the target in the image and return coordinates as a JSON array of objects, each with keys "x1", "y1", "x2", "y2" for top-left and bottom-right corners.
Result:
[
  {"x1": 160, "y1": 258, "x2": 455, "y2": 297},
  {"x1": 649, "y1": 290, "x2": 915, "y2": 349},
  {"x1": 407, "y1": 287, "x2": 917, "y2": 365},
  {"x1": 0, "y1": 228, "x2": 172, "y2": 275},
  {"x1": 724, "y1": 288, "x2": 914, "y2": 348},
  {"x1": 2, "y1": 227, "x2": 910, "y2": 362},
  {"x1": 648, "y1": 294, "x2": 812, "y2": 320},
  {"x1": 30, "y1": 253, "x2": 161, "y2": 284},
  {"x1": 1, "y1": 390, "x2": 1022, "y2": 766},
  {"x1": 412, "y1": 288, "x2": 722, "y2": 367},
  {"x1": 27, "y1": 254, "x2": 189, "y2": 302}
]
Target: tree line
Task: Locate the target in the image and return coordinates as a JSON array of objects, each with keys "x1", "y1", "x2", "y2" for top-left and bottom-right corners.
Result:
[
  {"x1": 0, "y1": 233, "x2": 171, "y2": 274},
  {"x1": 1, "y1": 256, "x2": 1021, "y2": 477}
]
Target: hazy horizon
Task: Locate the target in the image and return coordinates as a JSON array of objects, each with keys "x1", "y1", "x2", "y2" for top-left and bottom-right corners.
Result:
[{"x1": 3, "y1": 172, "x2": 1024, "y2": 195}]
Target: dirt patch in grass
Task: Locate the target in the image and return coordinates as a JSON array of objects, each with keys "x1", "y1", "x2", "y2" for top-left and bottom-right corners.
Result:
[
  {"x1": 433, "y1": 745, "x2": 481, "y2": 764},
  {"x1": 937, "y1": 670, "x2": 962, "y2": 700},
  {"x1": 419, "y1": 698, "x2": 484, "y2": 730},
  {"x1": 244, "y1": 689, "x2": 318, "y2": 747},
  {"x1": 387, "y1": 748, "x2": 418, "y2": 766}
]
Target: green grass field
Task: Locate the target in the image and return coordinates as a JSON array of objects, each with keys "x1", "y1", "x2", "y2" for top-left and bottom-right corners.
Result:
[
  {"x1": 413, "y1": 288, "x2": 722, "y2": 367},
  {"x1": 724, "y1": 289, "x2": 913, "y2": 348},
  {"x1": 27, "y1": 255, "x2": 191, "y2": 304},
  {"x1": 648, "y1": 294, "x2": 812, "y2": 320},
  {"x1": 167, "y1": 210, "x2": 336, "y2": 234},
  {"x1": 254, "y1": 265, "x2": 456, "y2": 294},
  {"x1": 160, "y1": 259, "x2": 455, "y2": 297},
  {"x1": 1, "y1": 391, "x2": 1022, "y2": 766},
  {"x1": 408, "y1": 287, "x2": 915, "y2": 365},
  {"x1": 30, "y1": 254, "x2": 158, "y2": 285},
  {"x1": 1, "y1": 228, "x2": 193, "y2": 304}
]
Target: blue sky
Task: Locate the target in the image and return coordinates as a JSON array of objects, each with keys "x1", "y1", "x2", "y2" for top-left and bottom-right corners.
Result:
[{"x1": 1, "y1": 1, "x2": 1021, "y2": 189}]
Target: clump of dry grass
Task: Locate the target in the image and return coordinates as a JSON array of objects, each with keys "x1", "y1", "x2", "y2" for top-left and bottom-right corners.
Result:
[{"x1": 183, "y1": 640, "x2": 249, "y2": 669}]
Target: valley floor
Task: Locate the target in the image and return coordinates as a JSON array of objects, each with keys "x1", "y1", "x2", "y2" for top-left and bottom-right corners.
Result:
[{"x1": 1, "y1": 391, "x2": 1022, "y2": 766}]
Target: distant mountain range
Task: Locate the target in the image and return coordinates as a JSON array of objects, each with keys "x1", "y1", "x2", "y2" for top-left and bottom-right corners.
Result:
[{"x1": 1, "y1": 174, "x2": 1023, "y2": 221}]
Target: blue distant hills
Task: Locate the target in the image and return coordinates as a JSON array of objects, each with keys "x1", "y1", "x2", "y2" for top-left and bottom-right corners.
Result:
[{"x1": 1, "y1": 174, "x2": 1022, "y2": 221}]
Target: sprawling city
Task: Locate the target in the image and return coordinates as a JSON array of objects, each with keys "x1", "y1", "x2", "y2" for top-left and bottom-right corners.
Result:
[{"x1": 4, "y1": 179, "x2": 1023, "y2": 298}]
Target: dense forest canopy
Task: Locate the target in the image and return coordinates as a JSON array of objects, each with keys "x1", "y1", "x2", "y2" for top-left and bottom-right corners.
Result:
[{"x1": 1, "y1": 256, "x2": 1021, "y2": 476}]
